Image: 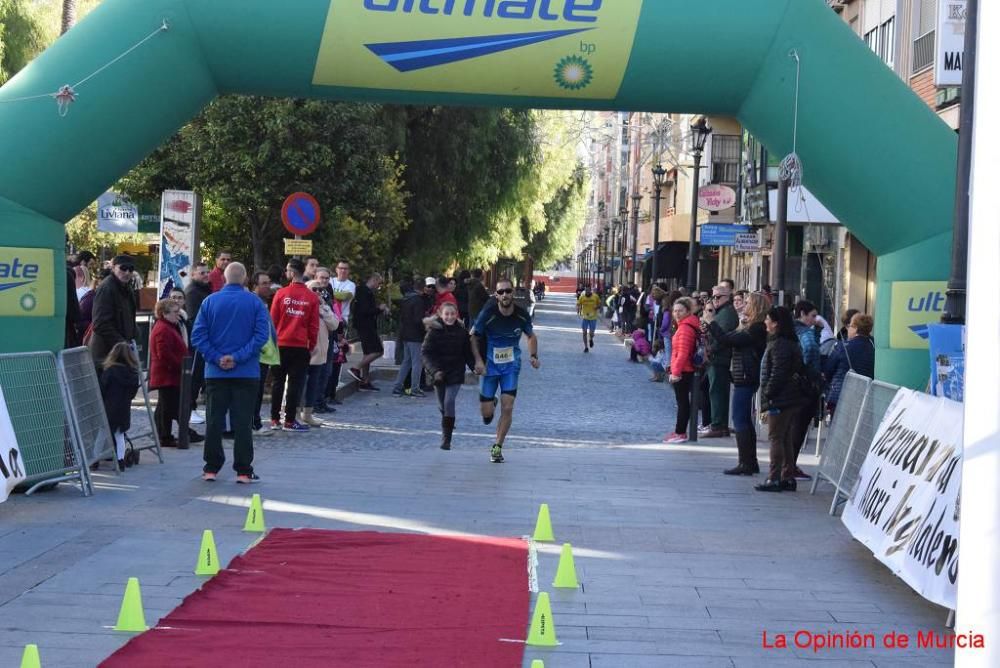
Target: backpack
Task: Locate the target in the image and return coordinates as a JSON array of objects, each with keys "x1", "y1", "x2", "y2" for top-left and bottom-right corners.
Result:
[{"x1": 683, "y1": 321, "x2": 705, "y2": 368}]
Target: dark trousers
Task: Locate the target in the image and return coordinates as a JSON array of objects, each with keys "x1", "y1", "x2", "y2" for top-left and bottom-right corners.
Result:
[
  {"x1": 270, "y1": 347, "x2": 310, "y2": 423},
  {"x1": 707, "y1": 363, "x2": 731, "y2": 430},
  {"x1": 204, "y1": 378, "x2": 257, "y2": 475},
  {"x1": 792, "y1": 391, "x2": 820, "y2": 465},
  {"x1": 154, "y1": 386, "x2": 180, "y2": 441},
  {"x1": 254, "y1": 363, "x2": 270, "y2": 428},
  {"x1": 672, "y1": 372, "x2": 694, "y2": 434},
  {"x1": 190, "y1": 353, "x2": 205, "y2": 410},
  {"x1": 327, "y1": 362, "x2": 342, "y2": 399},
  {"x1": 767, "y1": 406, "x2": 801, "y2": 482},
  {"x1": 699, "y1": 372, "x2": 712, "y2": 427}
]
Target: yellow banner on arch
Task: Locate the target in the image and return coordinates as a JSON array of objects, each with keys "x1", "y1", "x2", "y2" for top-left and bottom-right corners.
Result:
[{"x1": 314, "y1": 0, "x2": 644, "y2": 100}]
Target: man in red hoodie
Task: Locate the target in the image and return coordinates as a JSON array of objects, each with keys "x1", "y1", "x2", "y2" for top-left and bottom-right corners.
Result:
[
  {"x1": 269, "y1": 258, "x2": 319, "y2": 432},
  {"x1": 207, "y1": 250, "x2": 232, "y2": 293}
]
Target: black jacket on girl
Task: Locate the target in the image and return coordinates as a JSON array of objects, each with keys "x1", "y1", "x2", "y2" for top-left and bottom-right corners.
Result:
[{"x1": 422, "y1": 318, "x2": 475, "y2": 386}]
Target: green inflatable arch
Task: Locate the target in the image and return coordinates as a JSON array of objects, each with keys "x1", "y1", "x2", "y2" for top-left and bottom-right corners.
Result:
[{"x1": 0, "y1": 0, "x2": 956, "y2": 388}]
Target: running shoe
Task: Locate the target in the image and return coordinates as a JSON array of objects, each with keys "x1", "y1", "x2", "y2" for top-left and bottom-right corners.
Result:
[
  {"x1": 662, "y1": 432, "x2": 679, "y2": 443},
  {"x1": 348, "y1": 367, "x2": 364, "y2": 383},
  {"x1": 583, "y1": 346, "x2": 589, "y2": 353},
  {"x1": 392, "y1": 388, "x2": 405, "y2": 397},
  {"x1": 490, "y1": 444, "x2": 504, "y2": 463},
  {"x1": 410, "y1": 389, "x2": 426, "y2": 398},
  {"x1": 252, "y1": 426, "x2": 274, "y2": 438},
  {"x1": 666, "y1": 433, "x2": 689, "y2": 444},
  {"x1": 282, "y1": 420, "x2": 310, "y2": 432},
  {"x1": 201, "y1": 471, "x2": 217, "y2": 482},
  {"x1": 236, "y1": 473, "x2": 261, "y2": 484},
  {"x1": 269, "y1": 419, "x2": 281, "y2": 430},
  {"x1": 697, "y1": 425, "x2": 712, "y2": 435}
]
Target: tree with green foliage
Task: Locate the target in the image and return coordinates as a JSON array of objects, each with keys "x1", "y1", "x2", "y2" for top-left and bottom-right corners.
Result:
[
  {"x1": 0, "y1": 0, "x2": 43, "y2": 84},
  {"x1": 120, "y1": 96, "x2": 409, "y2": 276}
]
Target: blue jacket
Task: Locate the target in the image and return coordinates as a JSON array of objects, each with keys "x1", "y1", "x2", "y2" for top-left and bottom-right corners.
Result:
[
  {"x1": 823, "y1": 335, "x2": 876, "y2": 405},
  {"x1": 191, "y1": 284, "x2": 271, "y2": 379},
  {"x1": 795, "y1": 321, "x2": 821, "y2": 373}
]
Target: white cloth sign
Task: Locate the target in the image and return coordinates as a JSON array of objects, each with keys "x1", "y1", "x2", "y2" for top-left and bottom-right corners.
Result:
[
  {"x1": 0, "y1": 385, "x2": 27, "y2": 502},
  {"x1": 842, "y1": 388, "x2": 963, "y2": 609}
]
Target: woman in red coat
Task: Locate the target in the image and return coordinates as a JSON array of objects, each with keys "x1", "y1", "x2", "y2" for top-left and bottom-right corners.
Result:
[
  {"x1": 664, "y1": 297, "x2": 702, "y2": 444},
  {"x1": 150, "y1": 299, "x2": 189, "y2": 448}
]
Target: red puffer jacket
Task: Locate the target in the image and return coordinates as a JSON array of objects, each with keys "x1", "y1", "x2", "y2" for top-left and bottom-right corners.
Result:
[
  {"x1": 670, "y1": 314, "x2": 702, "y2": 374},
  {"x1": 149, "y1": 318, "x2": 186, "y2": 389}
]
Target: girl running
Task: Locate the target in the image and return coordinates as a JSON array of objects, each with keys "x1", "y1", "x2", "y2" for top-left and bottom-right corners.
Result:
[{"x1": 421, "y1": 302, "x2": 475, "y2": 450}]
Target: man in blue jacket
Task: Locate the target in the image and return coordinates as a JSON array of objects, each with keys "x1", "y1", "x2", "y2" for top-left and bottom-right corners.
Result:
[
  {"x1": 791, "y1": 300, "x2": 822, "y2": 480},
  {"x1": 191, "y1": 262, "x2": 271, "y2": 483}
]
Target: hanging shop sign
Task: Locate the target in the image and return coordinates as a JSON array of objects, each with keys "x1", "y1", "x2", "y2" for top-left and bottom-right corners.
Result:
[
  {"x1": 697, "y1": 184, "x2": 737, "y2": 212},
  {"x1": 935, "y1": 0, "x2": 967, "y2": 87},
  {"x1": 734, "y1": 232, "x2": 761, "y2": 253},
  {"x1": 746, "y1": 184, "x2": 769, "y2": 225},
  {"x1": 699, "y1": 224, "x2": 750, "y2": 247},
  {"x1": 841, "y1": 388, "x2": 962, "y2": 610}
]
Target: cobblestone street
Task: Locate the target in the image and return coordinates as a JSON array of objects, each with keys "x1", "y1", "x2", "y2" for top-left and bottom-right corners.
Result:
[{"x1": 0, "y1": 293, "x2": 953, "y2": 667}]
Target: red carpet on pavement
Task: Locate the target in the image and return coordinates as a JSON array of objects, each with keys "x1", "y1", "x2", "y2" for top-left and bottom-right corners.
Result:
[{"x1": 101, "y1": 529, "x2": 529, "y2": 667}]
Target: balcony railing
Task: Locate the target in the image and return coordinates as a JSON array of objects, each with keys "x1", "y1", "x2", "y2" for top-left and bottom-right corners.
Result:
[{"x1": 912, "y1": 30, "x2": 935, "y2": 73}]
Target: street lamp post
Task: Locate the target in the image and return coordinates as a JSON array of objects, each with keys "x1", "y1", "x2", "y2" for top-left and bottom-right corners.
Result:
[
  {"x1": 595, "y1": 234, "x2": 603, "y2": 291},
  {"x1": 604, "y1": 225, "x2": 612, "y2": 291},
  {"x1": 630, "y1": 193, "x2": 642, "y2": 285},
  {"x1": 686, "y1": 117, "x2": 713, "y2": 291},
  {"x1": 618, "y1": 206, "x2": 628, "y2": 285},
  {"x1": 650, "y1": 164, "x2": 667, "y2": 289}
]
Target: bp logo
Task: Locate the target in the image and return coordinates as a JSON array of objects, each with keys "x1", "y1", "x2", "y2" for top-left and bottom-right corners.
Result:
[
  {"x1": 19, "y1": 293, "x2": 37, "y2": 312},
  {"x1": 554, "y1": 55, "x2": 593, "y2": 90}
]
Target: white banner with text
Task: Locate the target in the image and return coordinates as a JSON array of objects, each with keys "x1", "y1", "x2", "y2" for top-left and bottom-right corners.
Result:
[
  {"x1": 1, "y1": 385, "x2": 27, "y2": 503},
  {"x1": 842, "y1": 388, "x2": 962, "y2": 610}
]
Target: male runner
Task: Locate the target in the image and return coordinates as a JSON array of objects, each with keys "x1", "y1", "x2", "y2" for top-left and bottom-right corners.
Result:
[
  {"x1": 471, "y1": 278, "x2": 540, "y2": 463},
  {"x1": 577, "y1": 285, "x2": 601, "y2": 352}
]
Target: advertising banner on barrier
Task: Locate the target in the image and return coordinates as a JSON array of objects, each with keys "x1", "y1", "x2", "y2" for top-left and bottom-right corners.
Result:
[
  {"x1": 0, "y1": 385, "x2": 27, "y2": 503},
  {"x1": 842, "y1": 388, "x2": 962, "y2": 610}
]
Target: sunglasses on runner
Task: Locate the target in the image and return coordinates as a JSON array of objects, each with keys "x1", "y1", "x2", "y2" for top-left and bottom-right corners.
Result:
[{"x1": 496, "y1": 288, "x2": 513, "y2": 295}]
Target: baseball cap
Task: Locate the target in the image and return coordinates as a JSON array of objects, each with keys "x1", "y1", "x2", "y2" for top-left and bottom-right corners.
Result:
[{"x1": 424, "y1": 277, "x2": 437, "y2": 287}]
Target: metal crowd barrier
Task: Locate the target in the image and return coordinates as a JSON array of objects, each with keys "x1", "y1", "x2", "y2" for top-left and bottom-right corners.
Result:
[
  {"x1": 0, "y1": 352, "x2": 89, "y2": 496},
  {"x1": 810, "y1": 371, "x2": 900, "y2": 515},
  {"x1": 58, "y1": 347, "x2": 117, "y2": 484},
  {"x1": 127, "y1": 341, "x2": 163, "y2": 463}
]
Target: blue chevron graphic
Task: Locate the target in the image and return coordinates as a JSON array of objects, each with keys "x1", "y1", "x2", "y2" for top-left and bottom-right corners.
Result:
[
  {"x1": 909, "y1": 324, "x2": 931, "y2": 340},
  {"x1": 366, "y1": 28, "x2": 592, "y2": 72},
  {"x1": 0, "y1": 280, "x2": 33, "y2": 292}
]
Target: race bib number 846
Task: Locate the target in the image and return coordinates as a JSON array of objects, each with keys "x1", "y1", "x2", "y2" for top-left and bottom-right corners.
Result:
[{"x1": 492, "y1": 347, "x2": 515, "y2": 365}]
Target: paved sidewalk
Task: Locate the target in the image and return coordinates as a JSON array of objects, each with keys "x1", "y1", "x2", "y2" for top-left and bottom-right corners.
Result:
[{"x1": 0, "y1": 294, "x2": 953, "y2": 667}]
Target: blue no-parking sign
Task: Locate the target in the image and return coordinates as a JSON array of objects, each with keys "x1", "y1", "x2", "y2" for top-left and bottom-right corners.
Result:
[{"x1": 281, "y1": 192, "x2": 321, "y2": 236}]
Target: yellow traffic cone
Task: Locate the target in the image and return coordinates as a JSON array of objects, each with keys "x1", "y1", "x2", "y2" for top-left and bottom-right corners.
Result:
[
  {"x1": 526, "y1": 592, "x2": 558, "y2": 647},
  {"x1": 20, "y1": 644, "x2": 40, "y2": 668},
  {"x1": 114, "y1": 578, "x2": 148, "y2": 632},
  {"x1": 552, "y1": 543, "x2": 579, "y2": 589},
  {"x1": 532, "y1": 503, "x2": 554, "y2": 542},
  {"x1": 243, "y1": 493, "x2": 265, "y2": 533},
  {"x1": 530, "y1": 661, "x2": 544, "y2": 668},
  {"x1": 195, "y1": 529, "x2": 220, "y2": 576}
]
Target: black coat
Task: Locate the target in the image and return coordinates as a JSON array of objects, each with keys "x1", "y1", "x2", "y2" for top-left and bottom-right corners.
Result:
[
  {"x1": 760, "y1": 334, "x2": 806, "y2": 410},
  {"x1": 467, "y1": 280, "x2": 490, "y2": 322},
  {"x1": 88, "y1": 275, "x2": 137, "y2": 365},
  {"x1": 100, "y1": 363, "x2": 140, "y2": 433},
  {"x1": 398, "y1": 292, "x2": 427, "y2": 343},
  {"x1": 422, "y1": 318, "x2": 474, "y2": 386},
  {"x1": 185, "y1": 280, "x2": 212, "y2": 322},
  {"x1": 709, "y1": 320, "x2": 766, "y2": 388}
]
